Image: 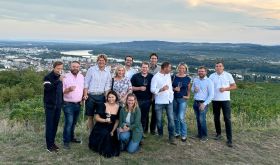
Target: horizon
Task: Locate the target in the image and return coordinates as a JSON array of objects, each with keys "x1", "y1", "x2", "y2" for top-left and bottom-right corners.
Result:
[{"x1": 0, "y1": 1, "x2": 279, "y2": 45}]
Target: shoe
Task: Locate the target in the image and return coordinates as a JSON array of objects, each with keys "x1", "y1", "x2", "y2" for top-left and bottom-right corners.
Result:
[
  {"x1": 169, "y1": 138, "x2": 177, "y2": 145},
  {"x1": 47, "y1": 146, "x2": 58, "y2": 153},
  {"x1": 64, "y1": 143, "x2": 70, "y2": 150},
  {"x1": 226, "y1": 141, "x2": 233, "y2": 147},
  {"x1": 71, "y1": 138, "x2": 81, "y2": 143},
  {"x1": 175, "y1": 133, "x2": 180, "y2": 139},
  {"x1": 52, "y1": 144, "x2": 59, "y2": 150},
  {"x1": 214, "y1": 134, "x2": 222, "y2": 140},
  {"x1": 140, "y1": 140, "x2": 144, "y2": 146},
  {"x1": 181, "y1": 136, "x2": 187, "y2": 142},
  {"x1": 200, "y1": 137, "x2": 208, "y2": 143}
]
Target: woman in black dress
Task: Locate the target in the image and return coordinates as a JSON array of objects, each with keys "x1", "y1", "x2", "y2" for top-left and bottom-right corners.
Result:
[{"x1": 88, "y1": 90, "x2": 121, "y2": 158}]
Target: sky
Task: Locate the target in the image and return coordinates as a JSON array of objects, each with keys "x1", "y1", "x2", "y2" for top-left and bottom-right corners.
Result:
[{"x1": 0, "y1": 0, "x2": 280, "y2": 45}]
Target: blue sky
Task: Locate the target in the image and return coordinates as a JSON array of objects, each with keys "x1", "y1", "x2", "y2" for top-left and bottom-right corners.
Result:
[{"x1": 0, "y1": 0, "x2": 279, "y2": 45}]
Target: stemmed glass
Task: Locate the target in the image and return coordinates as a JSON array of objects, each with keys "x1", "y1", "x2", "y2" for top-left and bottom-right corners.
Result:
[{"x1": 143, "y1": 78, "x2": 148, "y2": 86}]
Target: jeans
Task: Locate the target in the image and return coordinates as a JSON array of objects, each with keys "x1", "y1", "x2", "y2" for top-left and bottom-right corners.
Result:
[
  {"x1": 212, "y1": 101, "x2": 232, "y2": 142},
  {"x1": 63, "y1": 102, "x2": 81, "y2": 143},
  {"x1": 193, "y1": 101, "x2": 208, "y2": 138},
  {"x1": 173, "y1": 98, "x2": 187, "y2": 137},
  {"x1": 155, "y1": 102, "x2": 175, "y2": 139},
  {"x1": 119, "y1": 131, "x2": 142, "y2": 153},
  {"x1": 138, "y1": 100, "x2": 152, "y2": 131},
  {"x1": 45, "y1": 104, "x2": 61, "y2": 149}
]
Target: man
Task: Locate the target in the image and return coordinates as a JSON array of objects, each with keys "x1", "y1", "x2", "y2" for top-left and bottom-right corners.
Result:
[
  {"x1": 150, "y1": 62, "x2": 176, "y2": 145},
  {"x1": 209, "y1": 62, "x2": 237, "y2": 147},
  {"x1": 83, "y1": 54, "x2": 111, "y2": 131},
  {"x1": 124, "y1": 55, "x2": 137, "y2": 79},
  {"x1": 43, "y1": 61, "x2": 64, "y2": 152},
  {"x1": 147, "y1": 53, "x2": 161, "y2": 135},
  {"x1": 191, "y1": 66, "x2": 214, "y2": 142},
  {"x1": 62, "y1": 61, "x2": 84, "y2": 149},
  {"x1": 131, "y1": 62, "x2": 153, "y2": 135}
]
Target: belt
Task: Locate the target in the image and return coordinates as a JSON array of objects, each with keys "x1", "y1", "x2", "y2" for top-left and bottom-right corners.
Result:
[
  {"x1": 64, "y1": 101, "x2": 81, "y2": 104},
  {"x1": 89, "y1": 92, "x2": 105, "y2": 96},
  {"x1": 195, "y1": 100, "x2": 205, "y2": 103}
]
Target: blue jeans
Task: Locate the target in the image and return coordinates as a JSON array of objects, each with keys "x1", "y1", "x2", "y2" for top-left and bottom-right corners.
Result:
[
  {"x1": 155, "y1": 103, "x2": 175, "y2": 139},
  {"x1": 63, "y1": 102, "x2": 81, "y2": 143},
  {"x1": 45, "y1": 104, "x2": 61, "y2": 149},
  {"x1": 119, "y1": 131, "x2": 141, "y2": 153},
  {"x1": 173, "y1": 98, "x2": 187, "y2": 137},
  {"x1": 193, "y1": 101, "x2": 208, "y2": 138}
]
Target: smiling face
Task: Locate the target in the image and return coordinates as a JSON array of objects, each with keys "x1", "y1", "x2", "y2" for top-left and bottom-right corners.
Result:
[
  {"x1": 141, "y1": 63, "x2": 149, "y2": 74},
  {"x1": 126, "y1": 95, "x2": 135, "y2": 109},
  {"x1": 198, "y1": 68, "x2": 207, "y2": 78},
  {"x1": 150, "y1": 55, "x2": 158, "y2": 66},
  {"x1": 116, "y1": 67, "x2": 125, "y2": 78},
  {"x1": 97, "y1": 57, "x2": 106, "y2": 69},
  {"x1": 178, "y1": 65, "x2": 186, "y2": 74},
  {"x1": 53, "y1": 64, "x2": 63, "y2": 75},
  {"x1": 215, "y1": 63, "x2": 224, "y2": 74},
  {"x1": 125, "y1": 56, "x2": 133, "y2": 67},
  {"x1": 107, "y1": 93, "x2": 117, "y2": 104},
  {"x1": 70, "y1": 62, "x2": 80, "y2": 75}
]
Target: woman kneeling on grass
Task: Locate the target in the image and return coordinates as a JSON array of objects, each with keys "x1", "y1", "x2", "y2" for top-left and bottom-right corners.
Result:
[{"x1": 118, "y1": 93, "x2": 143, "y2": 153}]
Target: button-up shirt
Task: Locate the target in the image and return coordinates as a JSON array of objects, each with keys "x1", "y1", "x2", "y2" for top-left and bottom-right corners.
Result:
[
  {"x1": 84, "y1": 65, "x2": 111, "y2": 93},
  {"x1": 191, "y1": 76, "x2": 214, "y2": 106},
  {"x1": 209, "y1": 71, "x2": 235, "y2": 101},
  {"x1": 125, "y1": 67, "x2": 137, "y2": 80},
  {"x1": 150, "y1": 72, "x2": 174, "y2": 104},
  {"x1": 149, "y1": 64, "x2": 160, "y2": 75},
  {"x1": 63, "y1": 72, "x2": 84, "y2": 103}
]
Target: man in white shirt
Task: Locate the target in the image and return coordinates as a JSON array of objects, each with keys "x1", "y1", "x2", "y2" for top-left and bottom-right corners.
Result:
[
  {"x1": 150, "y1": 62, "x2": 176, "y2": 145},
  {"x1": 124, "y1": 55, "x2": 137, "y2": 79},
  {"x1": 209, "y1": 61, "x2": 237, "y2": 147}
]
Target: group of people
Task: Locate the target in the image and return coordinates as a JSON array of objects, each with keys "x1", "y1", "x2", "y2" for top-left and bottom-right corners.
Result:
[{"x1": 43, "y1": 53, "x2": 237, "y2": 158}]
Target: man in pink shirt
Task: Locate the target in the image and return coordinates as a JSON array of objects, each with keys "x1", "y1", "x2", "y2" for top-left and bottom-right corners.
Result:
[{"x1": 62, "y1": 61, "x2": 84, "y2": 149}]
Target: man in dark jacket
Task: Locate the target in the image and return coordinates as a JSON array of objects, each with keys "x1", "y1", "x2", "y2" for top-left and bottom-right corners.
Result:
[{"x1": 43, "y1": 61, "x2": 64, "y2": 152}]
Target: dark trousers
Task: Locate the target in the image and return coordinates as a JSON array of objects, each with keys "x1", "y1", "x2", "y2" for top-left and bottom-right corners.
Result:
[
  {"x1": 138, "y1": 100, "x2": 151, "y2": 132},
  {"x1": 45, "y1": 105, "x2": 61, "y2": 149},
  {"x1": 145, "y1": 100, "x2": 157, "y2": 133},
  {"x1": 212, "y1": 101, "x2": 232, "y2": 142}
]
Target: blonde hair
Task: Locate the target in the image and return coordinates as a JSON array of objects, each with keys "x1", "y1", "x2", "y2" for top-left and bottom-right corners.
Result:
[
  {"x1": 125, "y1": 93, "x2": 138, "y2": 112},
  {"x1": 96, "y1": 54, "x2": 108, "y2": 63},
  {"x1": 176, "y1": 63, "x2": 189, "y2": 73},
  {"x1": 114, "y1": 65, "x2": 126, "y2": 77}
]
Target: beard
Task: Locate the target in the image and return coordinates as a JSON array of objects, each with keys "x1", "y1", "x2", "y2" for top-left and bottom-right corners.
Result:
[{"x1": 71, "y1": 70, "x2": 79, "y2": 75}]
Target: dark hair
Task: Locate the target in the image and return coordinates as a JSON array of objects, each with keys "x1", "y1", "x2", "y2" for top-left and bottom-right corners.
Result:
[
  {"x1": 71, "y1": 61, "x2": 80, "y2": 65},
  {"x1": 149, "y1": 53, "x2": 158, "y2": 59},
  {"x1": 161, "y1": 61, "x2": 170, "y2": 69},
  {"x1": 216, "y1": 61, "x2": 224, "y2": 66},
  {"x1": 141, "y1": 61, "x2": 149, "y2": 67},
  {"x1": 53, "y1": 61, "x2": 63, "y2": 68},
  {"x1": 198, "y1": 66, "x2": 207, "y2": 71},
  {"x1": 125, "y1": 55, "x2": 133, "y2": 61},
  {"x1": 106, "y1": 90, "x2": 119, "y2": 102}
]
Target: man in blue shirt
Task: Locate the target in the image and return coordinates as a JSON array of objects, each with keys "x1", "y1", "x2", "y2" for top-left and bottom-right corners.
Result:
[{"x1": 191, "y1": 66, "x2": 214, "y2": 142}]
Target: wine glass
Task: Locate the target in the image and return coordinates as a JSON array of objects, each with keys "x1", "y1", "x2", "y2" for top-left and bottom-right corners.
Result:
[
  {"x1": 178, "y1": 82, "x2": 182, "y2": 88},
  {"x1": 143, "y1": 78, "x2": 148, "y2": 86}
]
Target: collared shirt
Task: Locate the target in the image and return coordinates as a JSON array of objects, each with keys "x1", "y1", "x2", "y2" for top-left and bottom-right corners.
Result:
[
  {"x1": 125, "y1": 67, "x2": 137, "y2": 80},
  {"x1": 84, "y1": 65, "x2": 111, "y2": 93},
  {"x1": 150, "y1": 72, "x2": 174, "y2": 104},
  {"x1": 191, "y1": 76, "x2": 214, "y2": 105},
  {"x1": 149, "y1": 64, "x2": 160, "y2": 75},
  {"x1": 209, "y1": 71, "x2": 235, "y2": 101},
  {"x1": 63, "y1": 72, "x2": 84, "y2": 103}
]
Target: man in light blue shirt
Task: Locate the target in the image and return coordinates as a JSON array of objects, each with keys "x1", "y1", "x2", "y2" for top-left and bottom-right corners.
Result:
[
  {"x1": 83, "y1": 54, "x2": 111, "y2": 131},
  {"x1": 191, "y1": 66, "x2": 214, "y2": 142}
]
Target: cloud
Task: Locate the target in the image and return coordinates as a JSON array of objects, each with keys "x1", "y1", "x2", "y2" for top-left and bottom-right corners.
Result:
[{"x1": 186, "y1": 0, "x2": 280, "y2": 20}]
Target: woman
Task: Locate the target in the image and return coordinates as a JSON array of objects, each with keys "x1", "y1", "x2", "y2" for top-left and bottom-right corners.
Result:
[
  {"x1": 88, "y1": 90, "x2": 121, "y2": 158},
  {"x1": 112, "y1": 65, "x2": 132, "y2": 106},
  {"x1": 172, "y1": 63, "x2": 191, "y2": 142},
  {"x1": 118, "y1": 93, "x2": 143, "y2": 153}
]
